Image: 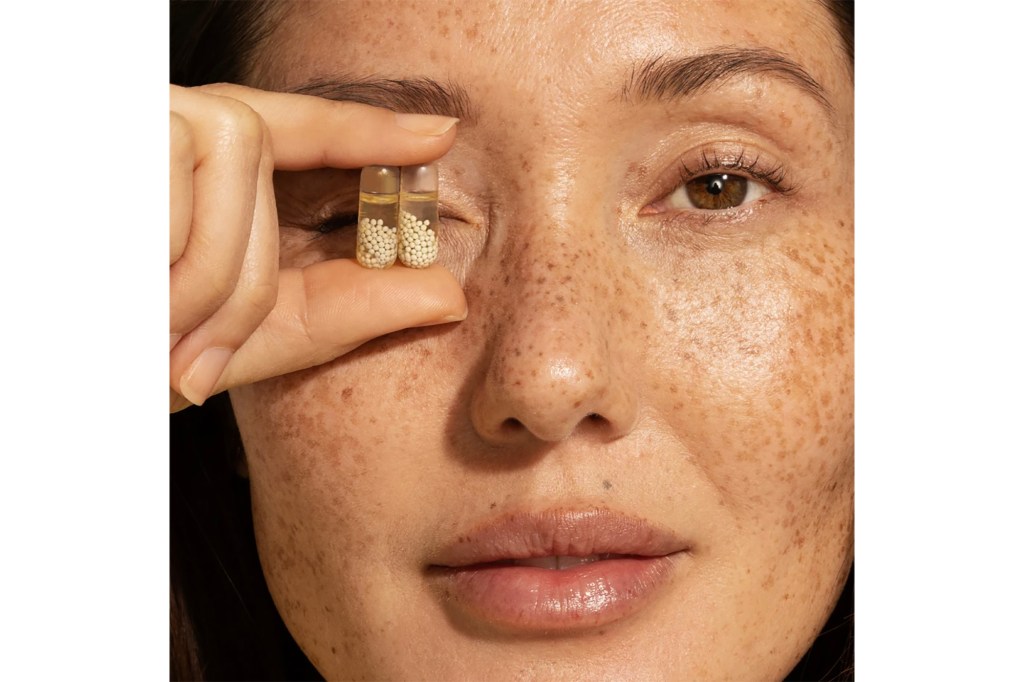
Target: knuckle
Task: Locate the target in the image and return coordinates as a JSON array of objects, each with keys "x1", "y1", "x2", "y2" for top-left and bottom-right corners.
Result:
[
  {"x1": 245, "y1": 280, "x2": 278, "y2": 320},
  {"x1": 169, "y1": 112, "x2": 195, "y2": 162},
  {"x1": 212, "y1": 98, "x2": 264, "y2": 149}
]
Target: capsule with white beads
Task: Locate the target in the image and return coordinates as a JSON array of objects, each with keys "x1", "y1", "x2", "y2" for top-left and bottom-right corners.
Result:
[
  {"x1": 356, "y1": 165, "x2": 399, "y2": 269},
  {"x1": 398, "y1": 163, "x2": 439, "y2": 268}
]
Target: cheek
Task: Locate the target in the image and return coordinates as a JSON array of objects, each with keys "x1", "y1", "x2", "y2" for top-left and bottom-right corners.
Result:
[
  {"x1": 652, "y1": 219, "x2": 853, "y2": 553},
  {"x1": 230, "y1": 334, "x2": 461, "y2": 541},
  {"x1": 230, "y1": 338, "x2": 471, "y2": 674},
  {"x1": 654, "y1": 220, "x2": 852, "y2": 478},
  {"x1": 639, "y1": 217, "x2": 853, "y2": 665}
]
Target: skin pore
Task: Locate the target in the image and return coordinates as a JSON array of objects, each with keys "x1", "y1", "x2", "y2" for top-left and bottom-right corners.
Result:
[{"x1": 227, "y1": 1, "x2": 853, "y2": 679}]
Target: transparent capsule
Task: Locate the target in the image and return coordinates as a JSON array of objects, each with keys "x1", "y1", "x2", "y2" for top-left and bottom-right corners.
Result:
[
  {"x1": 356, "y1": 165, "x2": 399, "y2": 269},
  {"x1": 398, "y1": 163, "x2": 439, "y2": 269}
]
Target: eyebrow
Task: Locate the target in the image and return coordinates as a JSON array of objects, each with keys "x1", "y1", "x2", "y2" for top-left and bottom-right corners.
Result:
[
  {"x1": 286, "y1": 77, "x2": 477, "y2": 123},
  {"x1": 621, "y1": 47, "x2": 834, "y2": 118},
  {"x1": 286, "y1": 46, "x2": 832, "y2": 125}
]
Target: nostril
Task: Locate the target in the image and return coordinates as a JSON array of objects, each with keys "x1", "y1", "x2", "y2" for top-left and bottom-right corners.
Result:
[{"x1": 500, "y1": 417, "x2": 525, "y2": 433}]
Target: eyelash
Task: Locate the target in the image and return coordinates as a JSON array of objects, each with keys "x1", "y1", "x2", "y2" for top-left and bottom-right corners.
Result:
[
  {"x1": 309, "y1": 211, "x2": 357, "y2": 240},
  {"x1": 676, "y1": 147, "x2": 793, "y2": 196}
]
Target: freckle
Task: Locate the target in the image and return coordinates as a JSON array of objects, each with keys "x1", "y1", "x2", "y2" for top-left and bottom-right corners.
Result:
[
  {"x1": 331, "y1": 646, "x2": 337, "y2": 654},
  {"x1": 603, "y1": 480, "x2": 612, "y2": 490},
  {"x1": 490, "y1": 502, "x2": 496, "y2": 509}
]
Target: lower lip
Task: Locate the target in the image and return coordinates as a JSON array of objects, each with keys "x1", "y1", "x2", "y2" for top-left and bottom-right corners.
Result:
[{"x1": 433, "y1": 554, "x2": 683, "y2": 633}]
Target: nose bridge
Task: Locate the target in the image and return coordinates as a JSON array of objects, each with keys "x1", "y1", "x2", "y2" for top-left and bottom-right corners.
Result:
[
  {"x1": 500, "y1": 161, "x2": 617, "y2": 358},
  {"x1": 501, "y1": 149, "x2": 616, "y2": 322},
  {"x1": 470, "y1": 165, "x2": 640, "y2": 444}
]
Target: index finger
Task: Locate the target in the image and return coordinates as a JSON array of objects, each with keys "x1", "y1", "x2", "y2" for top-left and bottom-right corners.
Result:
[{"x1": 191, "y1": 83, "x2": 459, "y2": 170}]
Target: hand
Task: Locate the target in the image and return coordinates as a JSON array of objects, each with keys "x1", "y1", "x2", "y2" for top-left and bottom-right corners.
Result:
[{"x1": 169, "y1": 83, "x2": 465, "y2": 412}]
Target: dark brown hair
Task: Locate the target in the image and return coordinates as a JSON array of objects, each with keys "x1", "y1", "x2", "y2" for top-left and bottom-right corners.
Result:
[{"x1": 169, "y1": 2, "x2": 854, "y2": 679}]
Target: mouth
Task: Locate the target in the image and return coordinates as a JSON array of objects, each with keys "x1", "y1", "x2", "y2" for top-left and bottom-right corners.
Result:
[
  {"x1": 427, "y1": 509, "x2": 692, "y2": 634},
  {"x1": 483, "y1": 553, "x2": 632, "y2": 569}
]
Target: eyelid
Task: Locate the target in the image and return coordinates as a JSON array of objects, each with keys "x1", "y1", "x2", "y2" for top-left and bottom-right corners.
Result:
[{"x1": 273, "y1": 168, "x2": 361, "y2": 230}]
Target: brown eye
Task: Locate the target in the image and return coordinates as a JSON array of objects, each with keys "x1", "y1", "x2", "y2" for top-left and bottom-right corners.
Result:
[
  {"x1": 657, "y1": 171, "x2": 771, "y2": 213},
  {"x1": 685, "y1": 173, "x2": 749, "y2": 210}
]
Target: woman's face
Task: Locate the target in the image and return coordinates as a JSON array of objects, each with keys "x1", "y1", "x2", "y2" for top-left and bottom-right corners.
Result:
[{"x1": 230, "y1": 1, "x2": 853, "y2": 679}]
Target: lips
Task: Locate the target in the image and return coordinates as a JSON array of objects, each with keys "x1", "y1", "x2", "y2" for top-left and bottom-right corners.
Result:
[{"x1": 428, "y1": 509, "x2": 691, "y2": 633}]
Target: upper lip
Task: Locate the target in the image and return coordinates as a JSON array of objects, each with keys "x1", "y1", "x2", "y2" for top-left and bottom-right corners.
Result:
[{"x1": 430, "y1": 508, "x2": 691, "y2": 568}]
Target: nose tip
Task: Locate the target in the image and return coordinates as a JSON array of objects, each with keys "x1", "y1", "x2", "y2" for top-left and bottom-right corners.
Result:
[{"x1": 470, "y1": 353, "x2": 638, "y2": 444}]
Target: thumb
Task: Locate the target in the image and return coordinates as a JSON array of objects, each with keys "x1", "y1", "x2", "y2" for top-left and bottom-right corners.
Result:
[{"x1": 205, "y1": 260, "x2": 467, "y2": 398}]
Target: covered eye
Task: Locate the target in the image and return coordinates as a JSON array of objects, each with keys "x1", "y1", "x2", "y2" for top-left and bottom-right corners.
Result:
[{"x1": 666, "y1": 173, "x2": 770, "y2": 211}]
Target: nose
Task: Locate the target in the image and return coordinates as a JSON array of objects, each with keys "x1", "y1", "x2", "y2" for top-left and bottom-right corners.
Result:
[{"x1": 468, "y1": 215, "x2": 640, "y2": 445}]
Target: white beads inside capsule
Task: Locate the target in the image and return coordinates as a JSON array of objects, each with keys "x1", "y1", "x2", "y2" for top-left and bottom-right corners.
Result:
[
  {"x1": 398, "y1": 164, "x2": 440, "y2": 268},
  {"x1": 356, "y1": 165, "x2": 400, "y2": 269}
]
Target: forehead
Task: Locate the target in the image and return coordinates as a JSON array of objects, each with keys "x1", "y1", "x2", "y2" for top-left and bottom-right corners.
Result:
[{"x1": 255, "y1": 0, "x2": 848, "y2": 113}]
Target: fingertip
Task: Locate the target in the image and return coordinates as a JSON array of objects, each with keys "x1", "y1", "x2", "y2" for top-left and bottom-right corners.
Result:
[
  {"x1": 391, "y1": 263, "x2": 468, "y2": 323},
  {"x1": 178, "y1": 346, "x2": 234, "y2": 406}
]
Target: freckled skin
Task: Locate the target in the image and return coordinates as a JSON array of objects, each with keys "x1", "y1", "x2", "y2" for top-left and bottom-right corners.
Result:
[{"x1": 229, "y1": 1, "x2": 853, "y2": 680}]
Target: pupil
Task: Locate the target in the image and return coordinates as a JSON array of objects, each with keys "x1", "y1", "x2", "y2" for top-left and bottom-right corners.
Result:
[{"x1": 706, "y1": 175, "x2": 726, "y2": 195}]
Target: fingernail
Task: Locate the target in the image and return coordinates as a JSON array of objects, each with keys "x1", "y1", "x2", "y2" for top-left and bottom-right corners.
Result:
[
  {"x1": 442, "y1": 309, "x2": 468, "y2": 322},
  {"x1": 394, "y1": 113, "x2": 459, "y2": 136},
  {"x1": 170, "y1": 333, "x2": 182, "y2": 352},
  {"x1": 414, "y1": 309, "x2": 468, "y2": 328},
  {"x1": 179, "y1": 347, "x2": 233, "y2": 406}
]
